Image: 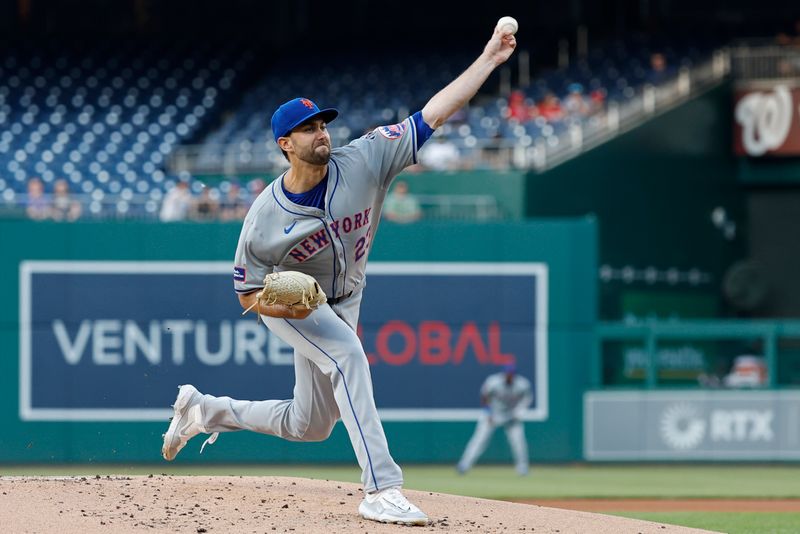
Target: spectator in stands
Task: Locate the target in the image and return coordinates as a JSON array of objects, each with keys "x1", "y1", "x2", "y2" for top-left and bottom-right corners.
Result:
[
  {"x1": 159, "y1": 180, "x2": 193, "y2": 222},
  {"x1": 190, "y1": 187, "x2": 219, "y2": 221},
  {"x1": 220, "y1": 182, "x2": 249, "y2": 221},
  {"x1": 776, "y1": 19, "x2": 800, "y2": 47},
  {"x1": 51, "y1": 179, "x2": 82, "y2": 221},
  {"x1": 419, "y1": 137, "x2": 461, "y2": 171},
  {"x1": 507, "y1": 90, "x2": 533, "y2": 122},
  {"x1": 563, "y1": 83, "x2": 590, "y2": 118},
  {"x1": 724, "y1": 355, "x2": 768, "y2": 388},
  {"x1": 589, "y1": 87, "x2": 607, "y2": 115},
  {"x1": 537, "y1": 92, "x2": 564, "y2": 122},
  {"x1": 25, "y1": 177, "x2": 51, "y2": 221},
  {"x1": 383, "y1": 180, "x2": 422, "y2": 224},
  {"x1": 775, "y1": 22, "x2": 800, "y2": 75},
  {"x1": 247, "y1": 177, "x2": 267, "y2": 205},
  {"x1": 647, "y1": 52, "x2": 670, "y2": 85}
]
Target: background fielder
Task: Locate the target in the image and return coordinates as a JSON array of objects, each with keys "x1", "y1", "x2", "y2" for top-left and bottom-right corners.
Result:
[
  {"x1": 457, "y1": 364, "x2": 533, "y2": 475},
  {"x1": 161, "y1": 22, "x2": 517, "y2": 526}
]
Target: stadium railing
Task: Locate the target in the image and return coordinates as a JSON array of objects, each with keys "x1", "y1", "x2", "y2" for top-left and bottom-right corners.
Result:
[
  {"x1": 730, "y1": 40, "x2": 800, "y2": 80},
  {"x1": 1, "y1": 192, "x2": 500, "y2": 222},
  {"x1": 169, "y1": 50, "x2": 730, "y2": 175},
  {"x1": 593, "y1": 319, "x2": 800, "y2": 389},
  {"x1": 414, "y1": 194, "x2": 500, "y2": 221},
  {"x1": 167, "y1": 136, "x2": 526, "y2": 175}
]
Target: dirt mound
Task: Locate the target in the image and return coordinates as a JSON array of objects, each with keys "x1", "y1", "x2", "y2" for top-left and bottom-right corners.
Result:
[{"x1": 0, "y1": 475, "x2": 718, "y2": 533}]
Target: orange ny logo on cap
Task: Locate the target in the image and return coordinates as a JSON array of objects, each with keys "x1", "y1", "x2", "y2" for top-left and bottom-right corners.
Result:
[{"x1": 300, "y1": 99, "x2": 314, "y2": 109}]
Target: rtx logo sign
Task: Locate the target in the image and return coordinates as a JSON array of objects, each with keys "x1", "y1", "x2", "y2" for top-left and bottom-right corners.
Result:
[
  {"x1": 659, "y1": 403, "x2": 706, "y2": 450},
  {"x1": 710, "y1": 409, "x2": 774, "y2": 442},
  {"x1": 585, "y1": 391, "x2": 800, "y2": 460},
  {"x1": 659, "y1": 403, "x2": 774, "y2": 450}
]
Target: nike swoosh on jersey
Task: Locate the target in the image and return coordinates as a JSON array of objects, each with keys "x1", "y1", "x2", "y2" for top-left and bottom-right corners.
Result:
[{"x1": 284, "y1": 221, "x2": 297, "y2": 234}]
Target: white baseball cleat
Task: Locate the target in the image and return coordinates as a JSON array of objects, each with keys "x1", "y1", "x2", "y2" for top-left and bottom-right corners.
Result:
[
  {"x1": 161, "y1": 384, "x2": 218, "y2": 461},
  {"x1": 358, "y1": 486, "x2": 429, "y2": 526}
]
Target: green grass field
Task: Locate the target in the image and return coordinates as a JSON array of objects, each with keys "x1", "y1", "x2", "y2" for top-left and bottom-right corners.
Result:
[
  {"x1": 610, "y1": 512, "x2": 800, "y2": 534},
  {"x1": 2, "y1": 464, "x2": 798, "y2": 533}
]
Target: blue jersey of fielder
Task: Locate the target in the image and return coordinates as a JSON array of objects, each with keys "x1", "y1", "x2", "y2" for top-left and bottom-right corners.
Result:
[{"x1": 233, "y1": 113, "x2": 433, "y2": 296}]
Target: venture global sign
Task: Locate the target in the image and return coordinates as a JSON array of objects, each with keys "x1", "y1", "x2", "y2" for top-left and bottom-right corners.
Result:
[{"x1": 19, "y1": 262, "x2": 548, "y2": 422}]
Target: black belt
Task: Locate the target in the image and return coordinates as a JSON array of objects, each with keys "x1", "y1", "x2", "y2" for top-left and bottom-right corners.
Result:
[{"x1": 327, "y1": 290, "x2": 353, "y2": 305}]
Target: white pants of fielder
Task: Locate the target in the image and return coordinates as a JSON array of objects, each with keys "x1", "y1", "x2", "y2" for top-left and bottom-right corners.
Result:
[
  {"x1": 194, "y1": 289, "x2": 403, "y2": 493},
  {"x1": 457, "y1": 412, "x2": 529, "y2": 475}
]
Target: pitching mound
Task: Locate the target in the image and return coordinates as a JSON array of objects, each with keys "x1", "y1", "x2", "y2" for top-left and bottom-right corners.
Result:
[{"x1": 0, "y1": 475, "x2": 717, "y2": 533}]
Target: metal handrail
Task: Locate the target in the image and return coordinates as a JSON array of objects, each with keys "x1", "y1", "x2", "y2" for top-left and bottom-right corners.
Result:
[
  {"x1": 1, "y1": 191, "x2": 501, "y2": 221},
  {"x1": 168, "y1": 50, "x2": 730, "y2": 175},
  {"x1": 413, "y1": 193, "x2": 500, "y2": 221},
  {"x1": 730, "y1": 42, "x2": 800, "y2": 80},
  {"x1": 594, "y1": 319, "x2": 800, "y2": 389}
]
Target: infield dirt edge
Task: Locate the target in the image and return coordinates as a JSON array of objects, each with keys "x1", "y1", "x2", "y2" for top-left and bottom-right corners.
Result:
[{"x1": 0, "y1": 474, "x2": 722, "y2": 533}]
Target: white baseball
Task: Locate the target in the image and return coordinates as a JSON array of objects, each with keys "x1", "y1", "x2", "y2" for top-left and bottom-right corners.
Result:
[{"x1": 496, "y1": 16, "x2": 518, "y2": 36}]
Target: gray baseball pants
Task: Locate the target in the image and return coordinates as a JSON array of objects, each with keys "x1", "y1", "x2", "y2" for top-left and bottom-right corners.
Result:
[
  {"x1": 197, "y1": 289, "x2": 403, "y2": 493},
  {"x1": 457, "y1": 412, "x2": 529, "y2": 475}
]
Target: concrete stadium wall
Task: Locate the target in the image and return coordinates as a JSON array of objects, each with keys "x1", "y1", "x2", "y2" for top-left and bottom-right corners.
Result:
[{"x1": 0, "y1": 218, "x2": 596, "y2": 464}]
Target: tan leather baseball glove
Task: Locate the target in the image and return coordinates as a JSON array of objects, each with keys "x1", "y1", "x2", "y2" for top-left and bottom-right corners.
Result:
[{"x1": 256, "y1": 271, "x2": 327, "y2": 309}]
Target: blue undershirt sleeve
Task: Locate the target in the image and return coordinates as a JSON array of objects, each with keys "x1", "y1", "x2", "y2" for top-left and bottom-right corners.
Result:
[{"x1": 411, "y1": 111, "x2": 435, "y2": 151}]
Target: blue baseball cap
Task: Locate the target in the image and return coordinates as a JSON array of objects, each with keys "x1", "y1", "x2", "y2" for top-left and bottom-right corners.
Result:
[
  {"x1": 503, "y1": 363, "x2": 517, "y2": 374},
  {"x1": 271, "y1": 97, "x2": 339, "y2": 143}
]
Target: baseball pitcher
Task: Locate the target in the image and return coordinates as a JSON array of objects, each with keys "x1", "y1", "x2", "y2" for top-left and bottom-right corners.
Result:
[{"x1": 161, "y1": 22, "x2": 517, "y2": 526}]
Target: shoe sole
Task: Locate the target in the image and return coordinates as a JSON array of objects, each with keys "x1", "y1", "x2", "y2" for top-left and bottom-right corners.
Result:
[
  {"x1": 358, "y1": 508, "x2": 428, "y2": 526},
  {"x1": 161, "y1": 385, "x2": 196, "y2": 461},
  {"x1": 361, "y1": 515, "x2": 428, "y2": 526}
]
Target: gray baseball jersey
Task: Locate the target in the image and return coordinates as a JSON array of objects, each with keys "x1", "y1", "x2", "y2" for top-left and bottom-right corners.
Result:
[
  {"x1": 457, "y1": 372, "x2": 533, "y2": 475},
  {"x1": 481, "y1": 372, "x2": 533, "y2": 424},
  {"x1": 232, "y1": 117, "x2": 422, "y2": 298},
  {"x1": 193, "y1": 115, "x2": 428, "y2": 494}
]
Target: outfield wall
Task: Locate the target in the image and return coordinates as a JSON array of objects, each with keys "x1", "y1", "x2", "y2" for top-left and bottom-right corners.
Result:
[
  {"x1": 0, "y1": 219, "x2": 596, "y2": 464},
  {"x1": 585, "y1": 390, "x2": 800, "y2": 460}
]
